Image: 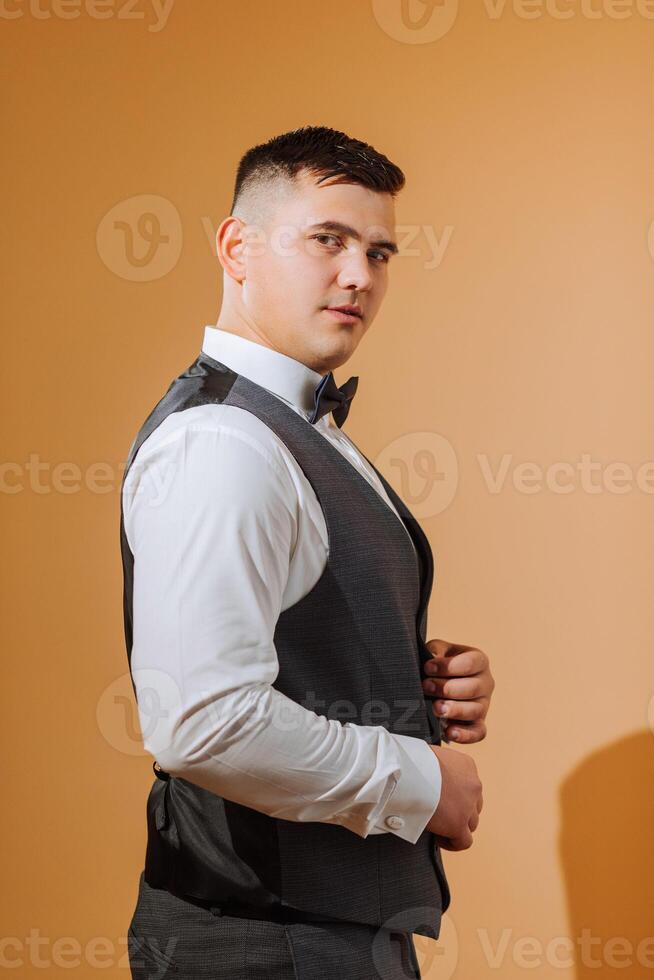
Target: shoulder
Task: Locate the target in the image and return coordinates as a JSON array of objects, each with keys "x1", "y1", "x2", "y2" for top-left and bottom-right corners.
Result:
[
  {"x1": 128, "y1": 402, "x2": 294, "y2": 476},
  {"x1": 122, "y1": 402, "x2": 309, "y2": 519}
]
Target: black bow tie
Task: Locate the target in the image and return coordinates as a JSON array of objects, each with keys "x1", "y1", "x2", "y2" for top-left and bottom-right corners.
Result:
[{"x1": 308, "y1": 371, "x2": 359, "y2": 428}]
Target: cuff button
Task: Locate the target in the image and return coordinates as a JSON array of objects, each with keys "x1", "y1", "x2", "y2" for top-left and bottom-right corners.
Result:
[{"x1": 384, "y1": 815, "x2": 405, "y2": 830}]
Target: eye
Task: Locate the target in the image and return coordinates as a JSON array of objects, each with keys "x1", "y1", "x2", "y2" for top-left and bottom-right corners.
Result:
[
  {"x1": 313, "y1": 234, "x2": 341, "y2": 247},
  {"x1": 312, "y1": 234, "x2": 390, "y2": 265},
  {"x1": 369, "y1": 250, "x2": 390, "y2": 264}
]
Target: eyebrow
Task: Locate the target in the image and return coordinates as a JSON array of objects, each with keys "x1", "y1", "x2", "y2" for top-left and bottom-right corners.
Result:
[{"x1": 306, "y1": 221, "x2": 399, "y2": 256}]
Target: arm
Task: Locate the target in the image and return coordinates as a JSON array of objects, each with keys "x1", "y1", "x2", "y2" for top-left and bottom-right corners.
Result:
[{"x1": 123, "y1": 408, "x2": 442, "y2": 844}]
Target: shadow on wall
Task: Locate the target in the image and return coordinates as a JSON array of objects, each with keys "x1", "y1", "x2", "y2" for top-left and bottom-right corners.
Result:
[{"x1": 560, "y1": 731, "x2": 654, "y2": 979}]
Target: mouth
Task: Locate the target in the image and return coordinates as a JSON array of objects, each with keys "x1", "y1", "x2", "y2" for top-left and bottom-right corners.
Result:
[{"x1": 324, "y1": 305, "x2": 363, "y2": 323}]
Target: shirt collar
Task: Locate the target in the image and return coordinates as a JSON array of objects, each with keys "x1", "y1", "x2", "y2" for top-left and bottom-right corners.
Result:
[{"x1": 201, "y1": 325, "x2": 328, "y2": 422}]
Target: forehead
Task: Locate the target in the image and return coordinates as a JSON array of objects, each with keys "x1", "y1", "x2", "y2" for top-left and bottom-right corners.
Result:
[{"x1": 278, "y1": 170, "x2": 396, "y2": 241}]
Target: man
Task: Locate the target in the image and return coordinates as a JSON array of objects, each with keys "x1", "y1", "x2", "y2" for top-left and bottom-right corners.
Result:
[{"x1": 121, "y1": 125, "x2": 493, "y2": 980}]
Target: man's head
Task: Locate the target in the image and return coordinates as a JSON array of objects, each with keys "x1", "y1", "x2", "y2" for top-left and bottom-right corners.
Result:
[{"x1": 215, "y1": 125, "x2": 405, "y2": 375}]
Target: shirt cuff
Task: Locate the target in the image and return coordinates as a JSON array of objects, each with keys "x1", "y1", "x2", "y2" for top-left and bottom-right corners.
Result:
[{"x1": 366, "y1": 734, "x2": 442, "y2": 844}]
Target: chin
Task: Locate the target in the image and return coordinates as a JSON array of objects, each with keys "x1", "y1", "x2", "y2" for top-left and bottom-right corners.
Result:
[
  {"x1": 321, "y1": 343, "x2": 359, "y2": 372},
  {"x1": 304, "y1": 322, "x2": 364, "y2": 370}
]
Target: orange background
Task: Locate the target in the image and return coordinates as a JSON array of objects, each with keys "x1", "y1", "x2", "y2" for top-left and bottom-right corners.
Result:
[{"x1": 3, "y1": 1, "x2": 653, "y2": 977}]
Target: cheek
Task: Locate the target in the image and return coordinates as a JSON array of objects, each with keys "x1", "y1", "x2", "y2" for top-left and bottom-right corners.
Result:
[
  {"x1": 251, "y1": 259, "x2": 296, "y2": 309},
  {"x1": 267, "y1": 251, "x2": 319, "y2": 293}
]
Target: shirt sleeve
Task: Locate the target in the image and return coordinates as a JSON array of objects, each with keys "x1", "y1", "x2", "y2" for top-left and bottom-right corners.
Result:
[{"x1": 123, "y1": 410, "x2": 441, "y2": 845}]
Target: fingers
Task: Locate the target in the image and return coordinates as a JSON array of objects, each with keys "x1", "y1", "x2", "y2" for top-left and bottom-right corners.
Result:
[
  {"x1": 441, "y1": 828, "x2": 474, "y2": 851},
  {"x1": 435, "y1": 803, "x2": 481, "y2": 848},
  {"x1": 430, "y1": 696, "x2": 486, "y2": 723},
  {"x1": 440, "y1": 719, "x2": 487, "y2": 743},
  {"x1": 423, "y1": 643, "x2": 495, "y2": 706},
  {"x1": 423, "y1": 674, "x2": 487, "y2": 700},
  {"x1": 425, "y1": 643, "x2": 489, "y2": 678},
  {"x1": 423, "y1": 675, "x2": 489, "y2": 740}
]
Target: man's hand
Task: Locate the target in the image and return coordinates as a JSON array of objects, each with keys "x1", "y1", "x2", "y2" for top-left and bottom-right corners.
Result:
[
  {"x1": 426, "y1": 743, "x2": 483, "y2": 850},
  {"x1": 422, "y1": 638, "x2": 495, "y2": 744}
]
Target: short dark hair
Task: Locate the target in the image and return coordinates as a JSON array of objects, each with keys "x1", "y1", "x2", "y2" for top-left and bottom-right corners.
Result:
[{"x1": 229, "y1": 125, "x2": 405, "y2": 219}]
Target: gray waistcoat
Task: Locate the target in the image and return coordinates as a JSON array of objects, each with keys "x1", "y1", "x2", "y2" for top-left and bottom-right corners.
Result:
[{"x1": 120, "y1": 352, "x2": 451, "y2": 939}]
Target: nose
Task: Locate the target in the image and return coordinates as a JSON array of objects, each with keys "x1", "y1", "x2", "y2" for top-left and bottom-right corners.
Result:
[{"x1": 336, "y1": 249, "x2": 373, "y2": 293}]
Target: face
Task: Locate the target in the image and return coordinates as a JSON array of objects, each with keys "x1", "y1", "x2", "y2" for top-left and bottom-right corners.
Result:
[{"x1": 217, "y1": 169, "x2": 398, "y2": 375}]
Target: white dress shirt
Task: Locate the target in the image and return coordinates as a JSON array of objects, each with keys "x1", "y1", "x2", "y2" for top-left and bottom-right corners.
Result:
[{"x1": 123, "y1": 325, "x2": 442, "y2": 846}]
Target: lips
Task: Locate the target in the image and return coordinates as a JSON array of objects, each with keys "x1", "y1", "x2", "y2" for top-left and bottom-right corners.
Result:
[{"x1": 326, "y1": 306, "x2": 362, "y2": 318}]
